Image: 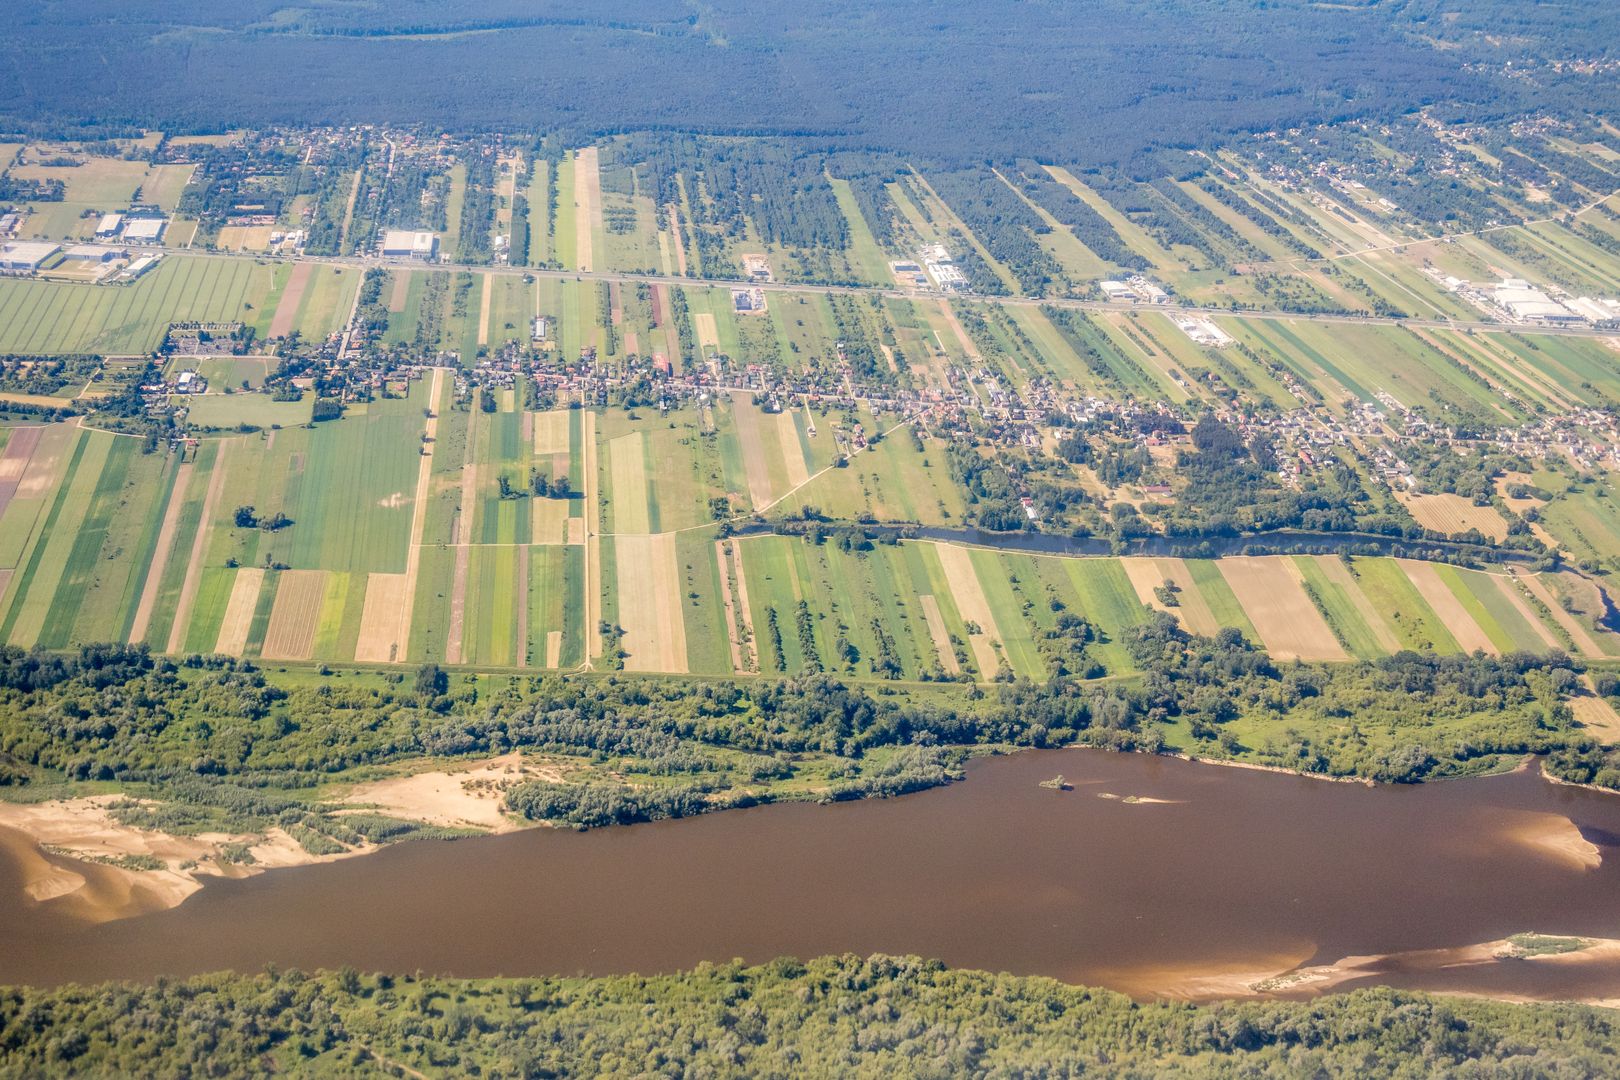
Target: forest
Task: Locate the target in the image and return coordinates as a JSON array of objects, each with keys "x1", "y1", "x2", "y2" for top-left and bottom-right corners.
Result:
[
  {"x1": 2, "y1": 1, "x2": 1605, "y2": 166},
  {"x1": 0, "y1": 955, "x2": 1616, "y2": 1077}
]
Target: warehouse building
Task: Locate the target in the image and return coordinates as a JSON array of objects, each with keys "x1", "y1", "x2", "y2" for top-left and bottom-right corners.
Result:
[
  {"x1": 0, "y1": 241, "x2": 60, "y2": 272},
  {"x1": 122, "y1": 218, "x2": 167, "y2": 244},
  {"x1": 95, "y1": 213, "x2": 124, "y2": 238},
  {"x1": 381, "y1": 230, "x2": 439, "y2": 260}
]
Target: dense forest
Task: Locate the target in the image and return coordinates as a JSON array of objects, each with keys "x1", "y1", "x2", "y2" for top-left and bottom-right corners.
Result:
[
  {"x1": 3, "y1": 1, "x2": 1610, "y2": 165},
  {"x1": 0, "y1": 956, "x2": 1616, "y2": 1077}
]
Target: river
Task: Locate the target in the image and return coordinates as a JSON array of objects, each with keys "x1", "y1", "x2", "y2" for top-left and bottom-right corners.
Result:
[{"x1": 3, "y1": 749, "x2": 1620, "y2": 1000}]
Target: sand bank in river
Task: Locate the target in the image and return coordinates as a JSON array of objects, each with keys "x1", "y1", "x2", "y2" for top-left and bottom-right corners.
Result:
[
  {"x1": 1106, "y1": 936, "x2": 1620, "y2": 1006},
  {"x1": 1504, "y1": 810, "x2": 1603, "y2": 871},
  {"x1": 0, "y1": 754, "x2": 565, "y2": 922}
]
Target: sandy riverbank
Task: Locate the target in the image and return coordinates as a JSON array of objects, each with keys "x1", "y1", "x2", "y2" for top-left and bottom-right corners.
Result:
[
  {"x1": 1103, "y1": 935, "x2": 1620, "y2": 1007},
  {"x1": 0, "y1": 753, "x2": 562, "y2": 922}
]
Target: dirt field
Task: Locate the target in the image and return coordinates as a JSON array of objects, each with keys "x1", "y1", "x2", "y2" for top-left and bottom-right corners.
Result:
[
  {"x1": 544, "y1": 630, "x2": 563, "y2": 668},
  {"x1": 444, "y1": 546, "x2": 471, "y2": 665},
  {"x1": 354, "y1": 572, "x2": 410, "y2": 662},
  {"x1": 1217, "y1": 556, "x2": 1347, "y2": 661},
  {"x1": 932, "y1": 543, "x2": 1004, "y2": 677},
  {"x1": 775, "y1": 411, "x2": 811, "y2": 490},
  {"x1": 1495, "y1": 472, "x2": 1544, "y2": 516},
  {"x1": 215, "y1": 226, "x2": 273, "y2": 252},
  {"x1": 261, "y1": 569, "x2": 326, "y2": 660},
  {"x1": 477, "y1": 273, "x2": 493, "y2": 347},
  {"x1": 1312, "y1": 556, "x2": 1402, "y2": 653},
  {"x1": 1120, "y1": 557, "x2": 1219, "y2": 636},
  {"x1": 15, "y1": 424, "x2": 73, "y2": 500},
  {"x1": 388, "y1": 270, "x2": 411, "y2": 313},
  {"x1": 693, "y1": 312, "x2": 719, "y2": 354},
  {"x1": 534, "y1": 409, "x2": 569, "y2": 456},
  {"x1": 608, "y1": 432, "x2": 650, "y2": 533},
  {"x1": 267, "y1": 263, "x2": 312, "y2": 339},
  {"x1": 212, "y1": 568, "x2": 265, "y2": 656},
  {"x1": 918, "y1": 593, "x2": 960, "y2": 676},
  {"x1": 1396, "y1": 559, "x2": 1496, "y2": 654},
  {"x1": 167, "y1": 441, "x2": 231, "y2": 654},
  {"x1": 1396, "y1": 492, "x2": 1509, "y2": 542},
  {"x1": 729, "y1": 393, "x2": 776, "y2": 510},
  {"x1": 532, "y1": 497, "x2": 571, "y2": 544},
  {"x1": 574, "y1": 147, "x2": 601, "y2": 272},
  {"x1": 615, "y1": 532, "x2": 688, "y2": 672},
  {"x1": 0, "y1": 427, "x2": 44, "y2": 519},
  {"x1": 1572, "y1": 676, "x2": 1620, "y2": 744}
]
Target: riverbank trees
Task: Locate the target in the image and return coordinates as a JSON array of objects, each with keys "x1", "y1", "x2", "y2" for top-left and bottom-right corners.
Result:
[
  {"x1": 0, "y1": 955, "x2": 1616, "y2": 1077},
  {"x1": 0, "y1": 635, "x2": 1599, "y2": 843}
]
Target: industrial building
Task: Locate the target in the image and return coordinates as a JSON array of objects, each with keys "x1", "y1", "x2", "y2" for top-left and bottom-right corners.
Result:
[
  {"x1": 62, "y1": 245, "x2": 121, "y2": 263},
  {"x1": 95, "y1": 213, "x2": 124, "y2": 238},
  {"x1": 121, "y1": 218, "x2": 167, "y2": 244},
  {"x1": 381, "y1": 230, "x2": 439, "y2": 260},
  {"x1": 1491, "y1": 279, "x2": 1582, "y2": 326},
  {"x1": 0, "y1": 241, "x2": 60, "y2": 272},
  {"x1": 1566, "y1": 297, "x2": 1620, "y2": 328}
]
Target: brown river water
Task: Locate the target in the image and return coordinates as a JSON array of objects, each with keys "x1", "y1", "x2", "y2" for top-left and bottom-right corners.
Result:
[{"x1": 4, "y1": 748, "x2": 1620, "y2": 1000}]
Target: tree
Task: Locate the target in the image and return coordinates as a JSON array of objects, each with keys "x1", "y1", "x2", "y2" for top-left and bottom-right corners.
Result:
[
  {"x1": 233, "y1": 505, "x2": 258, "y2": 528},
  {"x1": 414, "y1": 664, "x2": 447, "y2": 697}
]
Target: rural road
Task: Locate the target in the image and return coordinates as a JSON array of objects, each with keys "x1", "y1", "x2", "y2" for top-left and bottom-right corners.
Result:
[{"x1": 178, "y1": 247, "x2": 1620, "y2": 343}]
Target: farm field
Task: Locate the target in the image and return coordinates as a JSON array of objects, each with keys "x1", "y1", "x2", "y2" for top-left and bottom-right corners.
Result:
[
  {"x1": 0, "y1": 393, "x2": 1609, "y2": 674},
  {"x1": 0, "y1": 256, "x2": 287, "y2": 355}
]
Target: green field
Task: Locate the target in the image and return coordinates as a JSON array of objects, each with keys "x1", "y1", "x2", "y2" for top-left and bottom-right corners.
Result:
[{"x1": 0, "y1": 256, "x2": 281, "y2": 354}]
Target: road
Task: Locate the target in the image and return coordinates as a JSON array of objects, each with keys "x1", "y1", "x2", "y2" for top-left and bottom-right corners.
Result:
[{"x1": 178, "y1": 246, "x2": 1620, "y2": 343}]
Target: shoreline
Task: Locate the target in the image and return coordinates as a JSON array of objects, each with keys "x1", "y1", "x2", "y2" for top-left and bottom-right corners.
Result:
[
  {"x1": 2, "y1": 745, "x2": 1613, "y2": 924},
  {"x1": 0, "y1": 749, "x2": 1617, "y2": 1006},
  {"x1": 1158, "y1": 751, "x2": 1376, "y2": 785}
]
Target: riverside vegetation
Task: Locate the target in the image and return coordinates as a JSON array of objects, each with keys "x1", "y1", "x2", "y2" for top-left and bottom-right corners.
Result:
[
  {"x1": 0, "y1": 614, "x2": 1604, "y2": 844},
  {"x1": 0, "y1": 955, "x2": 1616, "y2": 1077}
]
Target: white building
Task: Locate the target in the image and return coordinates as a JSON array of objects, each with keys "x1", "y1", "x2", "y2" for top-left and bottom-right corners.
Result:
[
  {"x1": 122, "y1": 218, "x2": 166, "y2": 244},
  {"x1": 95, "y1": 213, "x2": 124, "y2": 238},
  {"x1": 0, "y1": 241, "x2": 59, "y2": 272},
  {"x1": 62, "y1": 245, "x2": 121, "y2": 263},
  {"x1": 381, "y1": 230, "x2": 439, "y2": 260},
  {"x1": 1567, "y1": 297, "x2": 1620, "y2": 328},
  {"x1": 1492, "y1": 279, "x2": 1581, "y2": 325}
]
